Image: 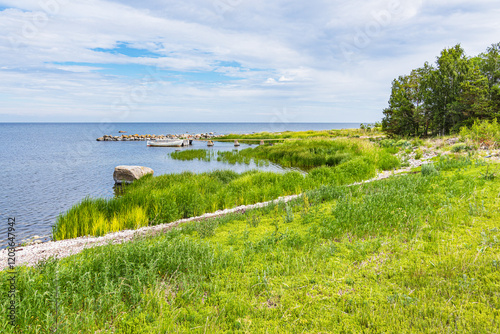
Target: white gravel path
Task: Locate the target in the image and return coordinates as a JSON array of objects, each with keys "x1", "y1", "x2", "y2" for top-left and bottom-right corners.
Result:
[{"x1": 0, "y1": 162, "x2": 430, "y2": 271}]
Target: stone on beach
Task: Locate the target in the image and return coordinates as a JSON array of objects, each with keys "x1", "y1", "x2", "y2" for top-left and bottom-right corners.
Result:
[{"x1": 113, "y1": 166, "x2": 154, "y2": 184}]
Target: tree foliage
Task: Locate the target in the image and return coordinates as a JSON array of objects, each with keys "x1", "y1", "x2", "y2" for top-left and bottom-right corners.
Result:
[{"x1": 382, "y1": 43, "x2": 500, "y2": 137}]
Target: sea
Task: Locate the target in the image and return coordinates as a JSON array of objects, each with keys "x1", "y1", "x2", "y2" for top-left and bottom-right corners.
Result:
[{"x1": 0, "y1": 122, "x2": 360, "y2": 247}]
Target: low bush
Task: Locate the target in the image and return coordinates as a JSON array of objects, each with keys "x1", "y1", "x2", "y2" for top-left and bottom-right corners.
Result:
[
  {"x1": 421, "y1": 163, "x2": 439, "y2": 176},
  {"x1": 451, "y1": 142, "x2": 473, "y2": 152},
  {"x1": 459, "y1": 118, "x2": 500, "y2": 148}
]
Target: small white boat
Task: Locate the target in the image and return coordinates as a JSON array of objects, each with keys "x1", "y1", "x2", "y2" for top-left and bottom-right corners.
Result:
[{"x1": 147, "y1": 139, "x2": 183, "y2": 147}]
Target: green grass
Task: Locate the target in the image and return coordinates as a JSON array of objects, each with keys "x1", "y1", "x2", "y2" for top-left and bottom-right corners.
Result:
[
  {"x1": 451, "y1": 142, "x2": 473, "y2": 152},
  {"x1": 168, "y1": 149, "x2": 271, "y2": 167},
  {"x1": 2, "y1": 159, "x2": 499, "y2": 332},
  {"x1": 214, "y1": 128, "x2": 382, "y2": 141},
  {"x1": 221, "y1": 139, "x2": 363, "y2": 168},
  {"x1": 54, "y1": 139, "x2": 399, "y2": 240},
  {"x1": 173, "y1": 138, "x2": 400, "y2": 170},
  {"x1": 169, "y1": 149, "x2": 215, "y2": 161},
  {"x1": 216, "y1": 150, "x2": 271, "y2": 167}
]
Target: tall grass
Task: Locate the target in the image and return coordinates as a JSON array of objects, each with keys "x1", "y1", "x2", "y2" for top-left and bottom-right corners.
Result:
[
  {"x1": 229, "y1": 139, "x2": 365, "y2": 168},
  {"x1": 216, "y1": 150, "x2": 270, "y2": 166},
  {"x1": 169, "y1": 149, "x2": 271, "y2": 167},
  {"x1": 169, "y1": 149, "x2": 215, "y2": 161},
  {"x1": 172, "y1": 138, "x2": 400, "y2": 171},
  {"x1": 53, "y1": 170, "x2": 308, "y2": 240}
]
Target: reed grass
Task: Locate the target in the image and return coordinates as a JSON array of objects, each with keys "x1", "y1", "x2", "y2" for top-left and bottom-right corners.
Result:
[
  {"x1": 222, "y1": 138, "x2": 368, "y2": 168},
  {"x1": 3, "y1": 160, "x2": 499, "y2": 332},
  {"x1": 169, "y1": 149, "x2": 215, "y2": 161},
  {"x1": 169, "y1": 149, "x2": 271, "y2": 166},
  {"x1": 171, "y1": 138, "x2": 400, "y2": 171}
]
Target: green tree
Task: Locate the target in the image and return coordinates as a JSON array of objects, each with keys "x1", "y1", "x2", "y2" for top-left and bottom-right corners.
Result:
[
  {"x1": 382, "y1": 75, "x2": 418, "y2": 137},
  {"x1": 382, "y1": 65, "x2": 432, "y2": 137},
  {"x1": 450, "y1": 65, "x2": 491, "y2": 129},
  {"x1": 382, "y1": 42, "x2": 500, "y2": 137},
  {"x1": 479, "y1": 42, "x2": 500, "y2": 90},
  {"x1": 411, "y1": 64, "x2": 433, "y2": 136},
  {"x1": 478, "y1": 43, "x2": 500, "y2": 112},
  {"x1": 427, "y1": 44, "x2": 471, "y2": 135}
]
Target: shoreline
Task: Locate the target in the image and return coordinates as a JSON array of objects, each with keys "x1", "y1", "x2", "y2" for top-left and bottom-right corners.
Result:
[{"x1": 0, "y1": 163, "x2": 426, "y2": 271}]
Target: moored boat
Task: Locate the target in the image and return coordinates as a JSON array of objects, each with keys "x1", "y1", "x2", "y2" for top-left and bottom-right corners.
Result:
[{"x1": 147, "y1": 139, "x2": 183, "y2": 147}]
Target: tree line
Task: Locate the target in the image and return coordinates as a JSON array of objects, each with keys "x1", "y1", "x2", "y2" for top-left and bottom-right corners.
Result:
[{"x1": 382, "y1": 43, "x2": 500, "y2": 137}]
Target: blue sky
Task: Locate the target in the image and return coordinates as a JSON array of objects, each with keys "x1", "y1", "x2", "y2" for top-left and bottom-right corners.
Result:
[{"x1": 0, "y1": 0, "x2": 499, "y2": 122}]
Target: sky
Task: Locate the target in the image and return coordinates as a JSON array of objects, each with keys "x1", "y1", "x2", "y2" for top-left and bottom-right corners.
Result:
[{"x1": 0, "y1": 0, "x2": 499, "y2": 123}]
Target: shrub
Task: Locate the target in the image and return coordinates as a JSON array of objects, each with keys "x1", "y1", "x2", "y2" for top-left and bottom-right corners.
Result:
[
  {"x1": 396, "y1": 140, "x2": 412, "y2": 148},
  {"x1": 459, "y1": 119, "x2": 500, "y2": 148},
  {"x1": 378, "y1": 152, "x2": 401, "y2": 170},
  {"x1": 411, "y1": 138, "x2": 424, "y2": 147},
  {"x1": 379, "y1": 139, "x2": 396, "y2": 148},
  {"x1": 421, "y1": 163, "x2": 439, "y2": 176},
  {"x1": 451, "y1": 143, "x2": 472, "y2": 152},
  {"x1": 414, "y1": 149, "x2": 423, "y2": 160}
]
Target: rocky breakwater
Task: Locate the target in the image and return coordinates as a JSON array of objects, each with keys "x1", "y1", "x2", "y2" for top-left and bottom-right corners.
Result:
[{"x1": 97, "y1": 132, "x2": 217, "y2": 141}]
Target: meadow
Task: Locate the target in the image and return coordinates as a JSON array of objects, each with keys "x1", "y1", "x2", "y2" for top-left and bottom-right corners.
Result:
[
  {"x1": 1, "y1": 157, "x2": 499, "y2": 332},
  {"x1": 53, "y1": 138, "x2": 400, "y2": 240}
]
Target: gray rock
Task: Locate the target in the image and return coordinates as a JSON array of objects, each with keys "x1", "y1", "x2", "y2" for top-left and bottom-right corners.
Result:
[{"x1": 113, "y1": 166, "x2": 154, "y2": 184}]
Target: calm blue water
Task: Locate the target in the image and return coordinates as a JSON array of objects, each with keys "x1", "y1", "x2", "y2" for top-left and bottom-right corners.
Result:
[{"x1": 0, "y1": 122, "x2": 359, "y2": 246}]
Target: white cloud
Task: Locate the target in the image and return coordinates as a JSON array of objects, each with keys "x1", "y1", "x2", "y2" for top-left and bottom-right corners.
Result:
[
  {"x1": 0, "y1": 0, "x2": 499, "y2": 122},
  {"x1": 278, "y1": 76, "x2": 293, "y2": 82}
]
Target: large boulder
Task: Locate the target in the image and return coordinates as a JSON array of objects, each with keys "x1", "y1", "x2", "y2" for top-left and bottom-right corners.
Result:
[{"x1": 113, "y1": 166, "x2": 154, "y2": 184}]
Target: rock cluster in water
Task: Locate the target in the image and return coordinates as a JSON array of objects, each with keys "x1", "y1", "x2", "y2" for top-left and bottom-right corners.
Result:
[{"x1": 96, "y1": 132, "x2": 217, "y2": 141}]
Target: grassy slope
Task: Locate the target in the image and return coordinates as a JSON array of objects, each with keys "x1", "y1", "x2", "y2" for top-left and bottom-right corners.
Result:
[{"x1": 2, "y1": 158, "x2": 499, "y2": 333}]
